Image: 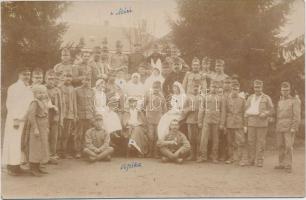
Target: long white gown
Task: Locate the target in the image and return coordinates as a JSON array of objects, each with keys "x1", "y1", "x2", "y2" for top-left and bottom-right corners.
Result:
[{"x1": 2, "y1": 80, "x2": 33, "y2": 165}]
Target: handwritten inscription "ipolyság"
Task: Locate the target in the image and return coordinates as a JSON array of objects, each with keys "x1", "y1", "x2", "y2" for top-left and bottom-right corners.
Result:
[
  {"x1": 120, "y1": 161, "x2": 142, "y2": 172},
  {"x1": 110, "y1": 8, "x2": 132, "y2": 15}
]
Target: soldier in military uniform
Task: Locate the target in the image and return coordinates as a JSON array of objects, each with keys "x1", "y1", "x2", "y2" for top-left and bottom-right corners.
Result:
[
  {"x1": 54, "y1": 48, "x2": 73, "y2": 77},
  {"x1": 110, "y1": 40, "x2": 128, "y2": 74},
  {"x1": 199, "y1": 57, "x2": 213, "y2": 94},
  {"x1": 211, "y1": 59, "x2": 229, "y2": 89},
  {"x1": 128, "y1": 42, "x2": 146, "y2": 74},
  {"x1": 218, "y1": 77, "x2": 232, "y2": 161},
  {"x1": 74, "y1": 75, "x2": 95, "y2": 158},
  {"x1": 89, "y1": 46, "x2": 107, "y2": 80},
  {"x1": 72, "y1": 50, "x2": 96, "y2": 87},
  {"x1": 197, "y1": 81, "x2": 223, "y2": 163},
  {"x1": 220, "y1": 81, "x2": 247, "y2": 166},
  {"x1": 245, "y1": 80, "x2": 274, "y2": 167},
  {"x1": 83, "y1": 114, "x2": 114, "y2": 162},
  {"x1": 162, "y1": 57, "x2": 186, "y2": 99},
  {"x1": 274, "y1": 82, "x2": 301, "y2": 173},
  {"x1": 182, "y1": 57, "x2": 202, "y2": 94},
  {"x1": 183, "y1": 84, "x2": 201, "y2": 161},
  {"x1": 157, "y1": 119, "x2": 191, "y2": 164}
]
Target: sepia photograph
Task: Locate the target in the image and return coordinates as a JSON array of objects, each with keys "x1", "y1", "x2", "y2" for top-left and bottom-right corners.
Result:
[{"x1": 1, "y1": 0, "x2": 305, "y2": 198}]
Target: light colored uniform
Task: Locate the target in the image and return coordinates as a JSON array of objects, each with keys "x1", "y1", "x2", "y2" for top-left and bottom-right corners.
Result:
[
  {"x1": 221, "y1": 93, "x2": 246, "y2": 162},
  {"x1": 245, "y1": 93, "x2": 274, "y2": 165},
  {"x1": 276, "y1": 96, "x2": 301, "y2": 168},
  {"x1": 198, "y1": 93, "x2": 223, "y2": 160}
]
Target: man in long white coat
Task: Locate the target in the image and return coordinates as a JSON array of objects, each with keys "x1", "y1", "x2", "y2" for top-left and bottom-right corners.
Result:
[{"x1": 2, "y1": 67, "x2": 33, "y2": 176}]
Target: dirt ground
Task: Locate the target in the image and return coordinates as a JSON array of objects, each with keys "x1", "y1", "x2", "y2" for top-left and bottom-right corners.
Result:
[{"x1": 1, "y1": 148, "x2": 305, "y2": 198}]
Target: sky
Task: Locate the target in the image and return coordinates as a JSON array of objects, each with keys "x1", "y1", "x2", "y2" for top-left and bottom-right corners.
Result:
[{"x1": 60, "y1": 0, "x2": 304, "y2": 41}]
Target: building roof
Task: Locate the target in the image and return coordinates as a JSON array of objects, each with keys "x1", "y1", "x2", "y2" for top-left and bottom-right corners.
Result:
[{"x1": 62, "y1": 23, "x2": 156, "y2": 53}]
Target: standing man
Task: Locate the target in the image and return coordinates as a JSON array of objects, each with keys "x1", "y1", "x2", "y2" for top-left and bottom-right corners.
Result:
[
  {"x1": 128, "y1": 42, "x2": 145, "y2": 74},
  {"x1": 89, "y1": 46, "x2": 106, "y2": 80},
  {"x1": 211, "y1": 59, "x2": 229, "y2": 89},
  {"x1": 218, "y1": 77, "x2": 232, "y2": 162},
  {"x1": 245, "y1": 80, "x2": 274, "y2": 167},
  {"x1": 274, "y1": 82, "x2": 301, "y2": 173},
  {"x1": 147, "y1": 44, "x2": 164, "y2": 66},
  {"x1": 2, "y1": 67, "x2": 33, "y2": 176},
  {"x1": 72, "y1": 50, "x2": 95, "y2": 87},
  {"x1": 199, "y1": 57, "x2": 212, "y2": 94},
  {"x1": 182, "y1": 57, "x2": 202, "y2": 94},
  {"x1": 110, "y1": 40, "x2": 128, "y2": 74},
  {"x1": 220, "y1": 81, "x2": 247, "y2": 165},
  {"x1": 162, "y1": 57, "x2": 186, "y2": 98},
  {"x1": 54, "y1": 48, "x2": 73, "y2": 77},
  {"x1": 74, "y1": 75, "x2": 95, "y2": 158},
  {"x1": 101, "y1": 45, "x2": 110, "y2": 74},
  {"x1": 197, "y1": 81, "x2": 223, "y2": 163}
]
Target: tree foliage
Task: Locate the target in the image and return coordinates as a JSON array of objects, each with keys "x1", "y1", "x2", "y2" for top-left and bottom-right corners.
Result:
[
  {"x1": 1, "y1": 1, "x2": 70, "y2": 87},
  {"x1": 171, "y1": 0, "x2": 297, "y2": 95}
]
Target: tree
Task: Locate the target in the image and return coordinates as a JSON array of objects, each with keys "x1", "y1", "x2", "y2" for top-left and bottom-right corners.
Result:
[
  {"x1": 1, "y1": 1, "x2": 70, "y2": 88},
  {"x1": 1, "y1": 2, "x2": 70, "y2": 137},
  {"x1": 171, "y1": 0, "x2": 294, "y2": 93}
]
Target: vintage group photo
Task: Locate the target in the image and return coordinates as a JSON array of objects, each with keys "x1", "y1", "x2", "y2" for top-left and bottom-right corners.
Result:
[{"x1": 1, "y1": 0, "x2": 305, "y2": 198}]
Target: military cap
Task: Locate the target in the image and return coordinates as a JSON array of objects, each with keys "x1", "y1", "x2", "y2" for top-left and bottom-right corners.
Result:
[
  {"x1": 210, "y1": 80, "x2": 218, "y2": 88},
  {"x1": 32, "y1": 67, "x2": 44, "y2": 75},
  {"x1": 224, "y1": 77, "x2": 232, "y2": 84},
  {"x1": 202, "y1": 57, "x2": 211, "y2": 64},
  {"x1": 61, "y1": 48, "x2": 70, "y2": 56},
  {"x1": 95, "y1": 78, "x2": 105, "y2": 87},
  {"x1": 172, "y1": 56, "x2": 183, "y2": 65},
  {"x1": 281, "y1": 82, "x2": 291, "y2": 89},
  {"x1": 231, "y1": 79, "x2": 239, "y2": 85},
  {"x1": 45, "y1": 69, "x2": 55, "y2": 77},
  {"x1": 108, "y1": 94, "x2": 120, "y2": 104},
  {"x1": 192, "y1": 57, "x2": 200, "y2": 64},
  {"x1": 94, "y1": 113, "x2": 103, "y2": 120},
  {"x1": 253, "y1": 79, "x2": 263, "y2": 87},
  {"x1": 17, "y1": 66, "x2": 31, "y2": 74},
  {"x1": 232, "y1": 82, "x2": 240, "y2": 89},
  {"x1": 127, "y1": 96, "x2": 138, "y2": 102},
  {"x1": 216, "y1": 59, "x2": 225, "y2": 66}
]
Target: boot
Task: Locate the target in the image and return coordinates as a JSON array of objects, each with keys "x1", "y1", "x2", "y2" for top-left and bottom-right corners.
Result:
[
  {"x1": 37, "y1": 164, "x2": 48, "y2": 174},
  {"x1": 30, "y1": 163, "x2": 42, "y2": 177}
]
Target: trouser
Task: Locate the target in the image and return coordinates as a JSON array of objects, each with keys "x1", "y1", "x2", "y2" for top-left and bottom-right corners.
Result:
[
  {"x1": 74, "y1": 119, "x2": 92, "y2": 154},
  {"x1": 247, "y1": 127, "x2": 268, "y2": 165},
  {"x1": 7, "y1": 165, "x2": 21, "y2": 173},
  {"x1": 227, "y1": 128, "x2": 246, "y2": 162},
  {"x1": 159, "y1": 147, "x2": 190, "y2": 161},
  {"x1": 187, "y1": 124, "x2": 200, "y2": 158},
  {"x1": 218, "y1": 129, "x2": 228, "y2": 160},
  {"x1": 110, "y1": 131, "x2": 128, "y2": 156},
  {"x1": 277, "y1": 131, "x2": 295, "y2": 168},
  {"x1": 60, "y1": 119, "x2": 75, "y2": 155},
  {"x1": 199, "y1": 123, "x2": 219, "y2": 160},
  {"x1": 49, "y1": 121, "x2": 60, "y2": 157},
  {"x1": 147, "y1": 124, "x2": 158, "y2": 156},
  {"x1": 83, "y1": 146, "x2": 114, "y2": 161}
]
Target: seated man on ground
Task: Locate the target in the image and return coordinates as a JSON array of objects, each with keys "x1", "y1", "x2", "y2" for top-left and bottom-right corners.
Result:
[
  {"x1": 83, "y1": 114, "x2": 114, "y2": 162},
  {"x1": 157, "y1": 119, "x2": 191, "y2": 163}
]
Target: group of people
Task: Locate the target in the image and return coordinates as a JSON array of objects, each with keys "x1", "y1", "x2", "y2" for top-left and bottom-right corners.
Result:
[{"x1": 2, "y1": 40, "x2": 301, "y2": 177}]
